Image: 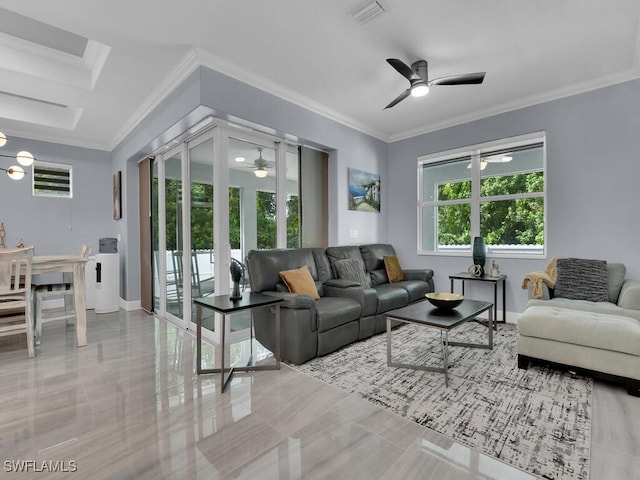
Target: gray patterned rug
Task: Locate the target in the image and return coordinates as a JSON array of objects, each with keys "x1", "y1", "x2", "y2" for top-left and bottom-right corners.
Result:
[{"x1": 292, "y1": 322, "x2": 591, "y2": 480}]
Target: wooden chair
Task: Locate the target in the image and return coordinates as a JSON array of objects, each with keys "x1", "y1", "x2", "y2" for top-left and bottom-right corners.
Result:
[
  {"x1": 0, "y1": 246, "x2": 35, "y2": 358},
  {"x1": 33, "y1": 245, "x2": 89, "y2": 345}
]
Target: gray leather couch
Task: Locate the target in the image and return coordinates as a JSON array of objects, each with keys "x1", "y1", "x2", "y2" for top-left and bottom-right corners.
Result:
[{"x1": 247, "y1": 244, "x2": 434, "y2": 364}]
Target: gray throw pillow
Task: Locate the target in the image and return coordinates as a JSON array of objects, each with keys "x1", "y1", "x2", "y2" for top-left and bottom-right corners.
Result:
[
  {"x1": 554, "y1": 258, "x2": 609, "y2": 302},
  {"x1": 334, "y1": 258, "x2": 371, "y2": 287}
]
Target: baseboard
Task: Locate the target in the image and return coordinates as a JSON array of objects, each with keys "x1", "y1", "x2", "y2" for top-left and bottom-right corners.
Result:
[
  {"x1": 43, "y1": 297, "x2": 140, "y2": 312},
  {"x1": 506, "y1": 310, "x2": 521, "y2": 324},
  {"x1": 120, "y1": 298, "x2": 141, "y2": 311}
]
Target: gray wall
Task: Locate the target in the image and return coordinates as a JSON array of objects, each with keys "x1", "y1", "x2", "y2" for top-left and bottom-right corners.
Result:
[
  {"x1": 0, "y1": 137, "x2": 112, "y2": 257},
  {"x1": 112, "y1": 66, "x2": 389, "y2": 301},
  {"x1": 388, "y1": 78, "x2": 640, "y2": 315}
]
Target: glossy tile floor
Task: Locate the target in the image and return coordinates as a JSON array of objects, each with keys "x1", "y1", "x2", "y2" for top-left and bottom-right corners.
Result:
[{"x1": 1, "y1": 309, "x2": 638, "y2": 479}]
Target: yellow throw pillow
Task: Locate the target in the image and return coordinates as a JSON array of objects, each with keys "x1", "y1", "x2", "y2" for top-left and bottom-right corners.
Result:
[
  {"x1": 384, "y1": 255, "x2": 405, "y2": 283},
  {"x1": 279, "y1": 265, "x2": 320, "y2": 300}
]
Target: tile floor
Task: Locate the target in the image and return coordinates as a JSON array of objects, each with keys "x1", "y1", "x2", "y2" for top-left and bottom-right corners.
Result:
[{"x1": 0, "y1": 309, "x2": 638, "y2": 479}]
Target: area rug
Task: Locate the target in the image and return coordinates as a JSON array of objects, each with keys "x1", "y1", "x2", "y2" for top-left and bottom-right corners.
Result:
[{"x1": 292, "y1": 322, "x2": 591, "y2": 480}]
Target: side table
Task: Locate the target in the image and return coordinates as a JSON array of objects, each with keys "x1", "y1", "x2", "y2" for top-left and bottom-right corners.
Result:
[
  {"x1": 449, "y1": 272, "x2": 507, "y2": 326},
  {"x1": 194, "y1": 292, "x2": 282, "y2": 393}
]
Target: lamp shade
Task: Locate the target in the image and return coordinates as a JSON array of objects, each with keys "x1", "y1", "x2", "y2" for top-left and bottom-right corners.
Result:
[
  {"x1": 7, "y1": 166, "x2": 25, "y2": 180},
  {"x1": 0, "y1": 131, "x2": 6, "y2": 147},
  {"x1": 410, "y1": 83, "x2": 429, "y2": 97},
  {"x1": 254, "y1": 168, "x2": 268, "y2": 178},
  {"x1": 17, "y1": 151, "x2": 34, "y2": 166}
]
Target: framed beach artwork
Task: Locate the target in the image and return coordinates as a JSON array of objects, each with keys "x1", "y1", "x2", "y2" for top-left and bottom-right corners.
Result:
[{"x1": 348, "y1": 168, "x2": 380, "y2": 213}]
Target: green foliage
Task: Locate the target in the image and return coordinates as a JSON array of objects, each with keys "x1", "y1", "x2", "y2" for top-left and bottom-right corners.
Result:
[
  {"x1": 256, "y1": 191, "x2": 277, "y2": 249},
  {"x1": 154, "y1": 179, "x2": 300, "y2": 253},
  {"x1": 165, "y1": 179, "x2": 181, "y2": 250},
  {"x1": 437, "y1": 204, "x2": 471, "y2": 245},
  {"x1": 287, "y1": 195, "x2": 300, "y2": 248},
  {"x1": 437, "y1": 172, "x2": 544, "y2": 247},
  {"x1": 190, "y1": 183, "x2": 213, "y2": 250},
  {"x1": 438, "y1": 180, "x2": 471, "y2": 201},
  {"x1": 229, "y1": 188, "x2": 240, "y2": 248}
]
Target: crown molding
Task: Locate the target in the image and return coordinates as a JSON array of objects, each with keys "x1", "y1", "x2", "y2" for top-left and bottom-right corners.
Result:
[
  {"x1": 107, "y1": 47, "x2": 389, "y2": 151},
  {"x1": 0, "y1": 123, "x2": 109, "y2": 151},
  {"x1": 191, "y1": 48, "x2": 389, "y2": 141},
  {"x1": 106, "y1": 48, "x2": 202, "y2": 151},
  {"x1": 389, "y1": 67, "x2": 640, "y2": 143},
  {"x1": 391, "y1": 22, "x2": 640, "y2": 143},
  {"x1": 43, "y1": 21, "x2": 640, "y2": 152}
]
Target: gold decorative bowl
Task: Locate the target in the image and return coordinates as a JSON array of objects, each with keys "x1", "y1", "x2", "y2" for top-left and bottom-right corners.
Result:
[{"x1": 426, "y1": 292, "x2": 464, "y2": 310}]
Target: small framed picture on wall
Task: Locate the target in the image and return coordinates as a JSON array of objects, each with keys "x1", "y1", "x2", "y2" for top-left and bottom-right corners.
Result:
[{"x1": 348, "y1": 168, "x2": 380, "y2": 213}]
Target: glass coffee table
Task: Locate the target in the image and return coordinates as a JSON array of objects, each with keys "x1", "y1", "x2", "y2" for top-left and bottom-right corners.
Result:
[{"x1": 386, "y1": 299, "x2": 494, "y2": 387}]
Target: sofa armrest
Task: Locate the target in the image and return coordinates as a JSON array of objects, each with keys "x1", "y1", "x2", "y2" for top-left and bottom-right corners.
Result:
[
  {"x1": 527, "y1": 282, "x2": 552, "y2": 300},
  {"x1": 402, "y1": 269, "x2": 434, "y2": 282},
  {"x1": 261, "y1": 291, "x2": 316, "y2": 309},
  {"x1": 323, "y1": 284, "x2": 378, "y2": 317},
  {"x1": 617, "y1": 280, "x2": 640, "y2": 310}
]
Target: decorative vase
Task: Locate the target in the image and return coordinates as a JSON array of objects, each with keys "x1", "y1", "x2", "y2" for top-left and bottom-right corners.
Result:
[
  {"x1": 472, "y1": 236, "x2": 486, "y2": 276},
  {"x1": 230, "y1": 280, "x2": 242, "y2": 301},
  {"x1": 230, "y1": 260, "x2": 244, "y2": 301}
]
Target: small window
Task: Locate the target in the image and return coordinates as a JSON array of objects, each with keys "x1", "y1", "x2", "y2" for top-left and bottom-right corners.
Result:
[{"x1": 33, "y1": 161, "x2": 72, "y2": 198}]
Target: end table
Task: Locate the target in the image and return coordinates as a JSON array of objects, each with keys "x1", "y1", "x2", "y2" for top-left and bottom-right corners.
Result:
[
  {"x1": 194, "y1": 292, "x2": 282, "y2": 393},
  {"x1": 449, "y1": 272, "x2": 507, "y2": 326}
]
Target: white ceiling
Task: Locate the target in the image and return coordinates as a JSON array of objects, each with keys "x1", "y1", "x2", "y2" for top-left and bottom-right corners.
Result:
[{"x1": 0, "y1": 1, "x2": 639, "y2": 151}]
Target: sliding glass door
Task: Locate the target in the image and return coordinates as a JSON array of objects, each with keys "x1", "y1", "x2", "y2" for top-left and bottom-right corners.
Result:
[
  {"x1": 149, "y1": 122, "x2": 327, "y2": 339},
  {"x1": 187, "y1": 133, "x2": 215, "y2": 331},
  {"x1": 151, "y1": 145, "x2": 185, "y2": 324}
]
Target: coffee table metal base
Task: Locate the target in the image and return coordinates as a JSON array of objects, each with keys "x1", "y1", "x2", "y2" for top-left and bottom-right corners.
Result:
[{"x1": 386, "y1": 304, "x2": 493, "y2": 387}]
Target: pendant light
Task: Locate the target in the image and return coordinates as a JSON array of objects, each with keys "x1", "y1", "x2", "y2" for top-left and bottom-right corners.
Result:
[{"x1": 0, "y1": 131, "x2": 34, "y2": 180}]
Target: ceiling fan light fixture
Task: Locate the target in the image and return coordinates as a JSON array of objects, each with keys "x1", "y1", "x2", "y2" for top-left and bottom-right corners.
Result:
[
  {"x1": 17, "y1": 151, "x2": 34, "y2": 166},
  {"x1": 0, "y1": 131, "x2": 6, "y2": 147},
  {"x1": 410, "y1": 83, "x2": 429, "y2": 98},
  {"x1": 483, "y1": 153, "x2": 513, "y2": 163},
  {"x1": 234, "y1": 156, "x2": 245, "y2": 163},
  {"x1": 254, "y1": 167, "x2": 268, "y2": 178},
  {"x1": 6, "y1": 165, "x2": 25, "y2": 180},
  {"x1": 467, "y1": 161, "x2": 488, "y2": 171}
]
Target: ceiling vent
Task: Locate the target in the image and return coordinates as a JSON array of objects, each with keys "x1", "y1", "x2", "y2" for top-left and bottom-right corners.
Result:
[{"x1": 350, "y1": 1, "x2": 386, "y2": 25}]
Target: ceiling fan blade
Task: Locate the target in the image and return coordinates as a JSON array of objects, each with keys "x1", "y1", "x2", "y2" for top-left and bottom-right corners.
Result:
[
  {"x1": 386, "y1": 58, "x2": 419, "y2": 81},
  {"x1": 429, "y1": 72, "x2": 486, "y2": 86},
  {"x1": 384, "y1": 89, "x2": 411, "y2": 109}
]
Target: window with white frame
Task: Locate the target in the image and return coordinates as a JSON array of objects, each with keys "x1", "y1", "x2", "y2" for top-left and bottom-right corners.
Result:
[
  {"x1": 32, "y1": 160, "x2": 72, "y2": 198},
  {"x1": 418, "y1": 133, "x2": 545, "y2": 257}
]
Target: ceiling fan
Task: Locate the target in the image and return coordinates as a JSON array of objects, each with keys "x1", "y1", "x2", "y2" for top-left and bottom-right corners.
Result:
[
  {"x1": 384, "y1": 58, "x2": 486, "y2": 109},
  {"x1": 236, "y1": 147, "x2": 274, "y2": 178}
]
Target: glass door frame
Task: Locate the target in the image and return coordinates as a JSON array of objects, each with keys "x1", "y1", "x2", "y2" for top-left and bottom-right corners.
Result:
[
  {"x1": 153, "y1": 120, "x2": 298, "y2": 344},
  {"x1": 185, "y1": 129, "x2": 217, "y2": 337},
  {"x1": 154, "y1": 142, "x2": 187, "y2": 329}
]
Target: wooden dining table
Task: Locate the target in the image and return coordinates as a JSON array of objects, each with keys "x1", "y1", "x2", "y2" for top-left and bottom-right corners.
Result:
[{"x1": 33, "y1": 254, "x2": 88, "y2": 347}]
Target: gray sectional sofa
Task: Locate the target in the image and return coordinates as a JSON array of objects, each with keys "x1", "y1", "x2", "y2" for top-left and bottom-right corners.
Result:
[
  {"x1": 518, "y1": 260, "x2": 640, "y2": 395},
  {"x1": 246, "y1": 244, "x2": 434, "y2": 364}
]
